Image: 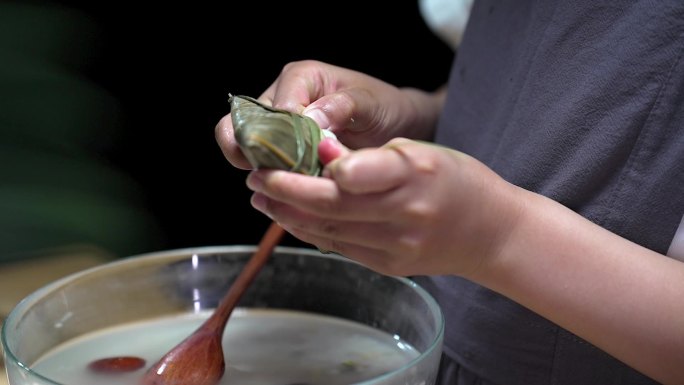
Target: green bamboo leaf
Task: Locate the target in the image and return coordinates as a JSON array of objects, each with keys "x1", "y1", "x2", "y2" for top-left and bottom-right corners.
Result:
[{"x1": 230, "y1": 95, "x2": 330, "y2": 176}]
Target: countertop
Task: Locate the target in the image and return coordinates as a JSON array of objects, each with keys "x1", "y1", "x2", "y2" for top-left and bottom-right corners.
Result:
[{"x1": 0, "y1": 245, "x2": 112, "y2": 385}]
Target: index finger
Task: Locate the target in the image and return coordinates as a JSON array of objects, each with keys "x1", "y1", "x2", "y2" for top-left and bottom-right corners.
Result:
[
  {"x1": 260, "y1": 61, "x2": 327, "y2": 113},
  {"x1": 215, "y1": 113, "x2": 253, "y2": 170},
  {"x1": 248, "y1": 169, "x2": 390, "y2": 222}
]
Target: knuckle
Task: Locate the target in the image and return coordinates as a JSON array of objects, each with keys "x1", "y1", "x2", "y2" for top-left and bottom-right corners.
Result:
[
  {"x1": 280, "y1": 61, "x2": 299, "y2": 75},
  {"x1": 397, "y1": 232, "x2": 428, "y2": 259},
  {"x1": 403, "y1": 200, "x2": 436, "y2": 225},
  {"x1": 281, "y1": 60, "x2": 321, "y2": 76}
]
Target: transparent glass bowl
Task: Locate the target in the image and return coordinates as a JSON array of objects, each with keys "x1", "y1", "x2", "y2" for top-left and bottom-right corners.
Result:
[{"x1": 2, "y1": 246, "x2": 444, "y2": 384}]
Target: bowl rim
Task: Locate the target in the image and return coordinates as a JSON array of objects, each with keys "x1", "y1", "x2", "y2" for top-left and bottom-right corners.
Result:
[{"x1": 2, "y1": 245, "x2": 445, "y2": 385}]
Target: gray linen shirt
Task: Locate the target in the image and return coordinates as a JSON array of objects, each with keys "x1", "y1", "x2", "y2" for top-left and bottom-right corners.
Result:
[{"x1": 416, "y1": 1, "x2": 684, "y2": 384}]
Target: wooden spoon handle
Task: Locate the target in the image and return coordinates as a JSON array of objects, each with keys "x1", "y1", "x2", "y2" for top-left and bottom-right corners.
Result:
[{"x1": 205, "y1": 221, "x2": 285, "y2": 330}]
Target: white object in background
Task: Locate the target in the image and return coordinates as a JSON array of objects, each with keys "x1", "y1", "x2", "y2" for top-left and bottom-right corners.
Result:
[{"x1": 419, "y1": 0, "x2": 474, "y2": 49}]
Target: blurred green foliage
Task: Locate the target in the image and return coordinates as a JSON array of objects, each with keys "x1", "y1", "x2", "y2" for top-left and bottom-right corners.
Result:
[{"x1": 0, "y1": 2, "x2": 162, "y2": 261}]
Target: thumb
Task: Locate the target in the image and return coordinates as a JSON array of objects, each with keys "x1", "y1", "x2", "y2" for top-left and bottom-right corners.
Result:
[
  {"x1": 303, "y1": 88, "x2": 381, "y2": 138},
  {"x1": 318, "y1": 137, "x2": 351, "y2": 167},
  {"x1": 322, "y1": 141, "x2": 412, "y2": 194}
]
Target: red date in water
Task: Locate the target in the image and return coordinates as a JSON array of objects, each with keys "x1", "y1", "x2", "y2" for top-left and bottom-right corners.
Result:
[{"x1": 88, "y1": 356, "x2": 146, "y2": 373}]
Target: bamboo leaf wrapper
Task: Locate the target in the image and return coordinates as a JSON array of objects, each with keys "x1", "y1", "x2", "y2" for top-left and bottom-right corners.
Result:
[{"x1": 230, "y1": 95, "x2": 329, "y2": 176}]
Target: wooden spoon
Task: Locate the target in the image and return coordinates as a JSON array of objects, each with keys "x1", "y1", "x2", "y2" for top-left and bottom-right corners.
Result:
[{"x1": 141, "y1": 222, "x2": 286, "y2": 385}]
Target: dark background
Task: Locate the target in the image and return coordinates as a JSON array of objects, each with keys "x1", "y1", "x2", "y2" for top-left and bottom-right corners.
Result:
[{"x1": 1, "y1": 1, "x2": 454, "y2": 258}]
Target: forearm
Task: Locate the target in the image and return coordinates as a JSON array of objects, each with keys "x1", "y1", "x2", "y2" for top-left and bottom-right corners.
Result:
[{"x1": 473, "y1": 187, "x2": 684, "y2": 385}]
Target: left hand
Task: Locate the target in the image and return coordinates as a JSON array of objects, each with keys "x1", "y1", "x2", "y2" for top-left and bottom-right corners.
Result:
[{"x1": 246, "y1": 137, "x2": 524, "y2": 277}]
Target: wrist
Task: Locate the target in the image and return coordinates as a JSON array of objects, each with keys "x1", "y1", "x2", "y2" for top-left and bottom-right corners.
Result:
[
  {"x1": 399, "y1": 87, "x2": 445, "y2": 141},
  {"x1": 463, "y1": 181, "x2": 532, "y2": 283}
]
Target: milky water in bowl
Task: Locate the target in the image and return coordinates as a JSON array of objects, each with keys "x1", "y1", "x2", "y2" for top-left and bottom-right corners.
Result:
[{"x1": 32, "y1": 308, "x2": 419, "y2": 385}]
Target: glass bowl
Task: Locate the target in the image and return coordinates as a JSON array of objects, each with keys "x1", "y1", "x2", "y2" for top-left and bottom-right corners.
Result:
[{"x1": 2, "y1": 246, "x2": 443, "y2": 385}]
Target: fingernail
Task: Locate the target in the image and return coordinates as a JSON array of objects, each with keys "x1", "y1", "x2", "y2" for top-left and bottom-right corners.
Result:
[
  {"x1": 246, "y1": 173, "x2": 264, "y2": 191},
  {"x1": 320, "y1": 136, "x2": 350, "y2": 165},
  {"x1": 251, "y1": 193, "x2": 268, "y2": 212},
  {"x1": 303, "y1": 108, "x2": 331, "y2": 130}
]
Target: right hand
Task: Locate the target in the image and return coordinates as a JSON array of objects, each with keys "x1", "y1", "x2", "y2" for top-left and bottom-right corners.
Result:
[
  {"x1": 244, "y1": 137, "x2": 525, "y2": 278},
  {"x1": 215, "y1": 60, "x2": 445, "y2": 170}
]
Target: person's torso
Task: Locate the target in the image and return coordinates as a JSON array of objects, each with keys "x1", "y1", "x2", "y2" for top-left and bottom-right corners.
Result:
[{"x1": 422, "y1": 1, "x2": 684, "y2": 384}]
